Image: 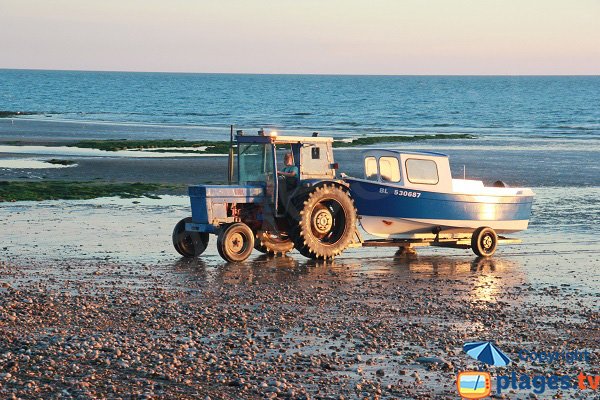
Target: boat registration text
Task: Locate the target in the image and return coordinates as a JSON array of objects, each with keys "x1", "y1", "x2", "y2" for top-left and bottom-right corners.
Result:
[{"x1": 379, "y1": 188, "x2": 422, "y2": 198}]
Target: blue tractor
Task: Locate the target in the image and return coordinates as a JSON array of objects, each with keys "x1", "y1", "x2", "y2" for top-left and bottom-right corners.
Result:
[{"x1": 172, "y1": 129, "x2": 357, "y2": 262}]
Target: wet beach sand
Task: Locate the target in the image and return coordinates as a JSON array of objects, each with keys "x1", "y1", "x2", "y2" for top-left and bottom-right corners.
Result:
[
  {"x1": 1, "y1": 118, "x2": 599, "y2": 188},
  {"x1": 1, "y1": 120, "x2": 599, "y2": 398},
  {"x1": 2, "y1": 142, "x2": 598, "y2": 188}
]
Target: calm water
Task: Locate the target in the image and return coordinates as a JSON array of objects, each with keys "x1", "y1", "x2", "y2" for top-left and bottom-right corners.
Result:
[{"x1": 1, "y1": 69, "x2": 600, "y2": 139}]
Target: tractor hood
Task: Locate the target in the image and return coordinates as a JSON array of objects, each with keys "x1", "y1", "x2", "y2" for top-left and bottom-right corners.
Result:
[
  {"x1": 188, "y1": 184, "x2": 264, "y2": 198},
  {"x1": 188, "y1": 184, "x2": 265, "y2": 227}
]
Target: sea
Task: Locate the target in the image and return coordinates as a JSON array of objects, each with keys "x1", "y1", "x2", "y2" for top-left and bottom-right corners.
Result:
[{"x1": 1, "y1": 69, "x2": 599, "y2": 139}]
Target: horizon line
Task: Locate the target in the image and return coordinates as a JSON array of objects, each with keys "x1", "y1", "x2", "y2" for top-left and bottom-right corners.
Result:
[{"x1": 1, "y1": 67, "x2": 599, "y2": 77}]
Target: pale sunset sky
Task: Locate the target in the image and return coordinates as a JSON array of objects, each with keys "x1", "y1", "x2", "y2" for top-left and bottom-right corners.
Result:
[{"x1": 1, "y1": 0, "x2": 599, "y2": 74}]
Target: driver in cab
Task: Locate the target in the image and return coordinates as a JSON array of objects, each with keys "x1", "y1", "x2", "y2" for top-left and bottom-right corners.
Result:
[{"x1": 277, "y1": 152, "x2": 298, "y2": 183}]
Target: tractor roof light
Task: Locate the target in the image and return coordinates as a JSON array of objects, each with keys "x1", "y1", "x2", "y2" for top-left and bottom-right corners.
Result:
[{"x1": 258, "y1": 128, "x2": 278, "y2": 137}]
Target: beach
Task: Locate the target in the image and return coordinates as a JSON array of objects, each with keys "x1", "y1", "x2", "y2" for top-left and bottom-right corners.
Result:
[
  {"x1": 1, "y1": 72, "x2": 599, "y2": 398},
  {"x1": 1, "y1": 194, "x2": 598, "y2": 398},
  {"x1": 2, "y1": 129, "x2": 599, "y2": 398}
]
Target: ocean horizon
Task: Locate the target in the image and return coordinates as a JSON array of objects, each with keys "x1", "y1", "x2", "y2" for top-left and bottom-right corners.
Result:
[
  {"x1": 5, "y1": 67, "x2": 600, "y2": 75},
  {"x1": 1, "y1": 69, "x2": 599, "y2": 142}
]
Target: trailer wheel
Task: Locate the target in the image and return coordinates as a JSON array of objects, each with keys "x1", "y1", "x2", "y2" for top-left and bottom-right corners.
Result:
[
  {"x1": 291, "y1": 184, "x2": 357, "y2": 260},
  {"x1": 471, "y1": 227, "x2": 498, "y2": 257},
  {"x1": 217, "y1": 223, "x2": 255, "y2": 262},
  {"x1": 172, "y1": 217, "x2": 209, "y2": 257},
  {"x1": 254, "y1": 231, "x2": 294, "y2": 256}
]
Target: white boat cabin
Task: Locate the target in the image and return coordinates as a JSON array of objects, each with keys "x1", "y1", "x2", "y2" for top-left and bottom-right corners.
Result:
[
  {"x1": 360, "y1": 149, "x2": 534, "y2": 196},
  {"x1": 362, "y1": 149, "x2": 454, "y2": 192}
]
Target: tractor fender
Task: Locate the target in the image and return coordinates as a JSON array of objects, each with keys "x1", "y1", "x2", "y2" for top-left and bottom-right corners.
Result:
[{"x1": 299, "y1": 179, "x2": 350, "y2": 193}]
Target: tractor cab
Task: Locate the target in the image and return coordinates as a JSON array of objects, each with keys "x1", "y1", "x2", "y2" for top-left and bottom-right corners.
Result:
[
  {"x1": 236, "y1": 130, "x2": 336, "y2": 179},
  {"x1": 236, "y1": 130, "x2": 337, "y2": 211}
]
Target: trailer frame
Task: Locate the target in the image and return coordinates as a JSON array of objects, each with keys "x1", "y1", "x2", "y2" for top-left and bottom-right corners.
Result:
[{"x1": 348, "y1": 229, "x2": 521, "y2": 256}]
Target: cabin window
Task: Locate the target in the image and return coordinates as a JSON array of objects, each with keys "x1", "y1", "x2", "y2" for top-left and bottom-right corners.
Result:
[
  {"x1": 379, "y1": 157, "x2": 400, "y2": 182},
  {"x1": 405, "y1": 158, "x2": 439, "y2": 184},
  {"x1": 301, "y1": 143, "x2": 332, "y2": 178},
  {"x1": 311, "y1": 147, "x2": 320, "y2": 159},
  {"x1": 364, "y1": 157, "x2": 378, "y2": 180}
]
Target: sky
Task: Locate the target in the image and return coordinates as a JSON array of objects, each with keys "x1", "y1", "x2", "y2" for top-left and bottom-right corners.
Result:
[{"x1": 1, "y1": 0, "x2": 599, "y2": 75}]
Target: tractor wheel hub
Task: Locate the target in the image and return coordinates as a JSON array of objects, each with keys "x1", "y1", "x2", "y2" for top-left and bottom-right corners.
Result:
[
  {"x1": 313, "y1": 208, "x2": 333, "y2": 234},
  {"x1": 228, "y1": 232, "x2": 244, "y2": 252}
]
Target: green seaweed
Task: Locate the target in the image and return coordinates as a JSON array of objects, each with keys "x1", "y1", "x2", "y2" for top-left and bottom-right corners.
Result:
[
  {"x1": 0, "y1": 111, "x2": 38, "y2": 118},
  {"x1": 1, "y1": 134, "x2": 475, "y2": 156},
  {"x1": 70, "y1": 139, "x2": 232, "y2": 154},
  {"x1": 46, "y1": 159, "x2": 77, "y2": 166},
  {"x1": 70, "y1": 134, "x2": 474, "y2": 153},
  {"x1": 332, "y1": 133, "x2": 476, "y2": 147},
  {"x1": 0, "y1": 181, "x2": 183, "y2": 202}
]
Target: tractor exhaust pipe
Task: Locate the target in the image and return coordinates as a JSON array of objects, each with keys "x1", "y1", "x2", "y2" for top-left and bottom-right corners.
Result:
[{"x1": 228, "y1": 124, "x2": 234, "y2": 184}]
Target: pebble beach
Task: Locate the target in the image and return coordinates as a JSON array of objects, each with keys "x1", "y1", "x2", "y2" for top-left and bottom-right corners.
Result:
[{"x1": 1, "y1": 193, "x2": 598, "y2": 399}]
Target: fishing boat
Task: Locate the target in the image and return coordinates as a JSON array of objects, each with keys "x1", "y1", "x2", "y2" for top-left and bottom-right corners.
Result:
[{"x1": 345, "y1": 149, "x2": 535, "y2": 240}]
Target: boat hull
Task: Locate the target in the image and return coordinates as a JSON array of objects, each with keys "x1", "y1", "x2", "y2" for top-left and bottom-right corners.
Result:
[{"x1": 346, "y1": 178, "x2": 534, "y2": 237}]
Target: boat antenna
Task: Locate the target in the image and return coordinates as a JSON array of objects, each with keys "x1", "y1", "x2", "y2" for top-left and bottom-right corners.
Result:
[
  {"x1": 463, "y1": 165, "x2": 466, "y2": 180},
  {"x1": 228, "y1": 124, "x2": 234, "y2": 184}
]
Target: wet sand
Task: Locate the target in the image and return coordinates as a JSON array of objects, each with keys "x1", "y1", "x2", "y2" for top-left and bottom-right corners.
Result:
[{"x1": 1, "y1": 196, "x2": 599, "y2": 399}]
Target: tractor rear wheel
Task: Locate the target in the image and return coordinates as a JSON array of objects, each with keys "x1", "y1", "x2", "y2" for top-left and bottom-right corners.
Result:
[
  {"x1": 254, "y1": 231, "x2": 294, "y2": 256},
  {"x1": 291, "y1": 184, "x2": 356, "y2": 259},
  {"x1": 172, "y1": 217, "x2": 209, "y2": 257},
  {"x1": 217, "y1": 222, "x2": 255, "y2": 262}
]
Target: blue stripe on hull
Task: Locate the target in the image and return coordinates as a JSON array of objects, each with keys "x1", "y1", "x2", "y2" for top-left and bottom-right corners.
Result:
[{"x1": 347, "y1": 179, "x2": 533, "y2": 221}]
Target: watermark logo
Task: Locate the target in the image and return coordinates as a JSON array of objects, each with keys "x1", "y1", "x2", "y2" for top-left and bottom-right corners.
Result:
[
  {"x1": 457, "y1": 340, "x2": 596, "y2": 398},
  {"x1": 463, "y1": 341, "x2": 510, "y2": 367},
  {"x1": 456, "y1": 371, "x2": 491, "y2": 399}
]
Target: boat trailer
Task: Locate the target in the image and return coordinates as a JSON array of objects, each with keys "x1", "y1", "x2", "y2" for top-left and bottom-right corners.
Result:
[{"x1": 349, "y1": 229, "x2": 522, "y2": 256}]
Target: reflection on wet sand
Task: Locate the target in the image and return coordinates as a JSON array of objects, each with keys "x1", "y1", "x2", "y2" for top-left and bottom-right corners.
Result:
[
  {"x1": 170, "y1": 252, "x2": 524, "y2": 306},
  {"x1": 172, "y1": 254, "x2": 354, "y2": 286},
  {"x1": 390, "y1": 252, "x2": 514, "y2": 276}
]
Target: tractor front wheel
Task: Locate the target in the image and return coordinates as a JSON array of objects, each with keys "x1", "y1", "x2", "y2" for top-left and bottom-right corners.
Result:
[
  {"x1": 217, "y1": 222, "x2": 255, "y2": 262},
  {"x1": 291, "y1": 184, "x2": 357, "y2": 260},
  {"x1": 172, "y1": 217, "x2": 209, "y2": 257}
]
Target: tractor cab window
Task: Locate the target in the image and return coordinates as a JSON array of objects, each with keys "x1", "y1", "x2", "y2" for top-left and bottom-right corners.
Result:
[
  {"x1": 238, "y1": 143, "x2": 274, "y2": 184},
  {"x1": 364, "y1": 157, "x2": 378, "y2": 180}
]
